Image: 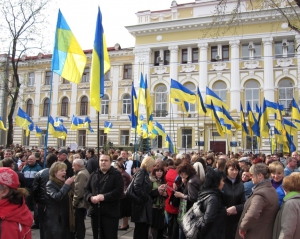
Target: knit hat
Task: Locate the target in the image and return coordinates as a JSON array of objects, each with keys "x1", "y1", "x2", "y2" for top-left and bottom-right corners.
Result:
[{"x1": 0, "y1": 167, "x2": 19, "y2": 189}]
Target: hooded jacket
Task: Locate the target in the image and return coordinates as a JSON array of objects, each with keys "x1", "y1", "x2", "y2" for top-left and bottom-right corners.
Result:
[{"x1": 0, "y1": 198, "x2": 33, "y2": 239}]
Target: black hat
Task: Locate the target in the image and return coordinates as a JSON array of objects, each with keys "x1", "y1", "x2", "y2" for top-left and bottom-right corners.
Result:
[{"x1": 58, "y1": 148, "x2": 68, "y2": 155}]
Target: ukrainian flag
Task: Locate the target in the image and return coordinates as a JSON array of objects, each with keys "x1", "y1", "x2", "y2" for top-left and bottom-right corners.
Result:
[
  {"x1": 210, "y1": 101, "x2": 224, "y2": 137},
  {"x1": 149, "y1": 128, "x2": 158, "y2": 139},
  {"x1": 265, "y1": 100, "x2": 278, "y2": 115},
  {"x1": 240, "y1": 103, "x2": 249, "y2": 138},
  {"x1": 170, "y1": 79, "x2": 196, "y2": 104},
  {"x1": 26, "y1": 123, "x2": 34, "y2": 137},
  {"x1": 247, "y1": 102, "x2": 260, "y2": 138},
  {"x1": 222, "y1": 106, "x2": 241, "y2": 130},
  {"x1": 291, "y1": 98, "x2": 300, "y2": 120},
  {"x1": 255, "y1": 104, "x2": 260, "y2": 118},
  {"x1": 259, "y1": 99, "x2": 270, "y2": 138},
  {"x1": 70, "y1": 115, "x2": 84, "y2": 130},
  {"x1": 84, "y1": 117, "x2": 94, "y2": 133},
  {"x1": 51, "y1": 10, "x2": 87, "y2": 84},
  {"x1": 171, "y1": 98, "x2": 190, "y2": 116},
  {"x1": 165, "y1": 135, "x2": 176, "y2": 154},
  {"x1": 131, "y1": 83, "x2": 138, "y2": 129},
  {"x1": 154, "y1": 122, "x2": 166, "y2": 138},
  {"x1": 90, "y1": 7, "x2": 111, "y2": 112},
  {"x1": 104, "y1": 121, "x2": 113, "y2": 133},
  {"x1": 35, "y1": 125, "x2": 42, "y2": 137},
  {"x1": 284, "y1": 131, "x2": 296, "y2": 153},
  {"x1": 16, "y1": 107, "x2": 32, "y2": 129},
  {"x1": 206, "y1": 87, "x2": 228, "y2": 110},
  {"x1": 282, "y1": 118, "x2": 298, "y2": 135},
  {"x1": 142, "y1": 124, "x2": 148, "y2": 139},
  {"x1": 137, "y1": 73, "x2": 146, "y2": 106},
  {"x1": 145, "y1": 76, "x2": 153, "y2": 119},
  {"x1": 196, "y1": 87, "x2": 207, "y2": 116},
  {"x1": 0, "y1": 116, "x2": 6, "y2": 131},
  {"x1": 48, "y1": 116, "x2": 68, "y2": 140},
  {"x1": 274, "y1": 127, "x2": 283, "y2": 144}
]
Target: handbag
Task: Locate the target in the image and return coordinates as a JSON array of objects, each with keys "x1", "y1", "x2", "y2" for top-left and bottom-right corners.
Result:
[
  {"x1": 169, "y1": 190, "x2": 180, "y2": 207},
  {"x1": 125, "y1": 176, "x2": 143, "y2": 204},
  {"x1": 181, "y1": 195, "x2": 209, "y2": 239},
  {"x1": 177, "y1": 198, "x2": 187, "y2": 224}
]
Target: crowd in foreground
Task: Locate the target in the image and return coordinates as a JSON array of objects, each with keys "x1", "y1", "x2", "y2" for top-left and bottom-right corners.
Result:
[{"x1": 0, "y1": 145, "x2": 300, "y2": 239}]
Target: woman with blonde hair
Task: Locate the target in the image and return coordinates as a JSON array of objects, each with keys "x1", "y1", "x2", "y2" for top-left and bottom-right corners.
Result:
[
  {"x1": 269, "y1": 161, "x2": 285, "y2": 206},
  {"x1": 273, "y1": 172, "x2": 300, "y2": 239},
  {"x1": 43, "y1": 162, "x2": 74, "y2": 239}
]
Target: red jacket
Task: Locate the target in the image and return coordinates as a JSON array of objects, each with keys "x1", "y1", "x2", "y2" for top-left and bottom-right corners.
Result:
[
  {"x1": 165, "y1": 168, "x2": 179, "y2": 214},
  {"x1": 0, "y1": 198, "x2": 33, "y2": 239}
]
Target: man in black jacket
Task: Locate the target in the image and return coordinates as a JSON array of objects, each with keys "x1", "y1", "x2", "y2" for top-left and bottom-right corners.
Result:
[
  {"x1": 86, "y1": 148, "x2": 99, "y2": 174},
  {"x1": 84, "y1": 154, "x2": 123, "y2": 239},
  {"x1": 32, "y1": 154, "x2": 57, "y2": 239},
  {"x1": 58, "y1": 148, "x2": 73, "y2": 178}
]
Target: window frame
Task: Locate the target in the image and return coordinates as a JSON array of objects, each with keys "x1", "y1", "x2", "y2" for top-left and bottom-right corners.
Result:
[
  {"x1": 28, "y1": 72, "x2": 35, "y2": 86},
  {"x1": 45, "y1": 71, "x2": 51, "y2": 85},
  {"x1": 120, "y1": 130, "x2": 130, "y2": 145},
  {"x1": 80, "y1": 96, "x2": 88, "y2": 115},
  {"x1": 192, "y1": 48, "x2": 198, "y2": 63},
  {"x1": 43, "y1": 98, "x2": 50, "y2": 117},
  {"x1": 181, "y1": 49, "x2": 188, "y2": 64},
  {"x1": 122, "y1": 94, "x2": 131, "y2": 115},
  {"x1": 123, "y1": 64, "x2": 132, "y2": 79},
  {"x1": 61, "y1": 97, "x2": 69, "y2": 116},
  {"x1": 101, "y1": 95, "x2": 109, "y2": 115},
  {"x1": 26, "y1": 99, "x2": 33, "y2": 117}
]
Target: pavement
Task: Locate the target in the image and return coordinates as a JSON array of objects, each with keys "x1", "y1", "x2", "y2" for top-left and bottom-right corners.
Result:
[{"x1": 32, "y1": 217, "x2": 135, "y2": 239}]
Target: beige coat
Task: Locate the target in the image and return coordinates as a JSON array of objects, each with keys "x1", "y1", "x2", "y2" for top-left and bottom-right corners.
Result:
[
  {"x1": 272, "y1": 194, "x2": 300, "y2": 239},
  {"x1": 235, "y1": 180, "x2": 278, "y2": 239},
  {"x1": 73, "y1": 167, "x2": 90, "y2": 209}
]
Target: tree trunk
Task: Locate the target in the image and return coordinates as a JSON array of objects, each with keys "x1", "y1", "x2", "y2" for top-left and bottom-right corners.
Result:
[{"x1": 6, "y1": 87, "x2": 19, "y2": 148}]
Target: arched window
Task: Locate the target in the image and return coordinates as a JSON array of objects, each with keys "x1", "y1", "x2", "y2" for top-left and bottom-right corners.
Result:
[
  {"x1": 245, "y1": 80, "x2": 260, "y2": 110},
  {"x1": 279, "y1": 79, "x2": 294, "y2": 111},
  {"x1": 80, "y1": 96, "x2": 88, "y2": 115},
  {"x1": 212, "y1": 81, "x2": 227, "y2": 102},
  {"x1": 155, "y1": 84, "x2": 167, "y2": 117},
  {"x1": 101, "y1": 95, "x2": 109, "y2": 115},
  {"x1": 183, "y1": 82, "x2": 196, "y2": 112},
  {"x1": 43, "y1": 98, "x2": 50, "y2": 116},
  {"x1": 26, "y1": 99, "x2": 33, "y2": 117},
  {"x1": 122, "y1": 94, "x2": 131, "y2": 114},
  {"x1": 61, "y1": 97, "x2": 69, "y2": 116}
]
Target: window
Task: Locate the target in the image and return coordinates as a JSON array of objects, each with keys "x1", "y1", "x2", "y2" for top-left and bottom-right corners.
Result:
[
  {"x1": 62, "y1": 78, "x2": 69, "y2": 84},
  {"x1": 183, "y1": 83, "x2": 196, "y2": 112},
  {"x1": 152, "y1": 135, "x2": 163, "y2": 148},
  {"x1": 154, "y1": 51, "x2": 160, "y2": 66},
  {"x1": 43, "y1": 98, "x2": 50, "y2": 116},
  {"x1": 212, "y1": 81, "x2": 227, "y2": 102},
  {"x1": 28, "y1": 72, "x2": 35, "y2": 86},
  {"x1": 211, "y1": 46, "x2": 218, "y2": 61},
  {"x1": 78, "y1": 130, "x2": 86, "y2": 147},
  {"x1": 211, "y1": 45, "x2": 229, "y2": 61},
  {"x1": 80, "y1": 96, "x2": 88, "y2": 115},
  {"x1": 22, "y1": 130, "x2": 30, "y2": 146},
  {"x1": 222, "y1": 45, "x2": 229, "y2": 61},
  {"x1": 245, "y1": 80, "x2": 260, "y2": 110},
  {"x1": 57, "y1": 138, "x2": 66, "y2": 147},
  {"x1": 192, "y1": 48, "x2": 198, "y2": 63},
  {"x1": 61, "y1": 97, "x2": 69, "y2": 116},
  {"x1": 104, "y1": 70, "x2": 110, "y2": 81},
  {"x1": 120, "y1": 130, "x2": 129, "y2": 145},
  {"x1": 101, "y1": 95, "x2": 109, "y2": 115},
  {"x1": 242, "y1": 43, "x2": 262, "y2": 59},
  {"x1": 279, "y1": 79, "x2": 294, "y2": 112},
  {"x1": 275, "y1": 40, "x2": 295, "y2": 58},
  {"x1": 155, "y1": 84, "x2": 168, "y2": 117},
  {"x1": 182, "y1": 49, "x2": 188, "y2": 64},
  {"x1": 246, "y1": 136, "x2": 258, "y2": 150},
  {"x1": 99, "y1": 130, "x2": 107, "y2": 146},
  {"x1": 124, "y1": 64, "x2": 132, "y2": 79},
  {"x1": 164, "y1": 50, "x2": 170, "y2": 65},
  {"x1": 45, "y1": 71, "x2": 51, "y2": 85},
  {"x1": 26, "y1": 99, "x2": 33, "y2": 117},
  {"x1": 182, "y1": 129, "x2": 192, "y2": 148},
  {"x1": 81, "y1": 68, "x2": 90, "y2": 82},
  {"x1": 39, "y1": 130, "x2": 47, "y2": 147},
  {"x1": 122, "y1": 94, "x2": 131, "y2": 114}
]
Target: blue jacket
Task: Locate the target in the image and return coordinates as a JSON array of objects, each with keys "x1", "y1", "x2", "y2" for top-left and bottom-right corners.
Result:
[{"x1": 22, "y1": 163, "x2": 42, "y2": 189}]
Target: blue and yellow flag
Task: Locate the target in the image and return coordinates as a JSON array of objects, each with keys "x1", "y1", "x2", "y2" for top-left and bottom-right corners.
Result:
[
  {"x1": 274, "y1": 127, "x2": 283, "y2": 144},
  {"x1": 0, "y1": 116, "x2": 6, "y2": 131},
  {"x1": 35, "y1": 125, "x2": 42, "y2": 137},
  {"x1": 84, "y1": 117, "x2": 94, "y2": 133},
  {"x1": 70, "y1": 115, "x2": 84, "y2": 130},
  {"x1": 154, "y1": 121, "x2": 166, "y2": 138},
  {"x1": 291, "y1": 98, "x2": 300, "y2": 120},
  {"x1": 171, "y1": 98, "x2": 190, "y2": 116},
  {"x1": 170, "y1": 79, "x2": 196, "y2": 104},
  {"x1": 259, "y1": 98, "x2": 270, "y2": 138},
  {"x1": 255, "y1": 104, "x2": 260, "y2": 118},
  {"x1": 16, "y1": 107, "x2": 32, "y2": 129},
  {"x1": 149, "y1": 128, "x2": 158, "y2": 139},
  {"x1": 240, "y1": 103, "x2": 249, "y2": 138},
  {"x1": 196, "y1": 87, "x2": 207, "y2": 116},
  {"x1": 222, "y1": 106, "x2": 241, "y2": 130},
  {"x1": 284, "y1": 130, "x2": 296, "y2": 153},
  {"x1": 282, "y1": 118, "x2": 297, "y2": 136},
  {"x1": 26, "y1": 122, "x2": 34, "y2": 137},
  {"x1": 104, "y1": 121, "x2": 113, "y2": 133},
  {"x1": 165, "y1": 135, "x2": 176, "y2": 154},
  {"x1": 247, "y1": 102, "x2": 260, "y2": 138},
  {"x1": 90, "y1": 7, "x2": 111, "y2": 112},
  {"x1": 206, "y1": 87, "x2": 228, "y2": 110},
  {"x1": 49, "y1": 116, "x2": 68, "y2": 140},
  {"x1": 51, "y1": 10, "x2": 86, "y2": 84},
  {"x1": 138, "y1": 73, "x2": 146, "y2": 106},
  {"x1": 210, "y1": 101, "x2": 224, "y2": 137},
  {"x1": 265, "y1": 99, "x2": 278, "y2": 115},
  {"x1": 131, "y1": 83, "x2": 138, "y2": 129}
]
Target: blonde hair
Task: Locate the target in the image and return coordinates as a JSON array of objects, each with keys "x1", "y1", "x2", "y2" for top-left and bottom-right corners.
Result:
[
  {"x1": 49, "y1": 162, "x2": 67, "y2": 181},
  {"x1": 141, "y1": 156, "x2": 155, "y2": 170},
  {"x1": 269, "y1": 161, "x2": 284, "y2": 174}
]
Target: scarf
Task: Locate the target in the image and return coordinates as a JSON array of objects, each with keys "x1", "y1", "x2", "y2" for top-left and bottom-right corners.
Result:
[{"x1": 283, "y1": 191, "x2": 300, "y2": 201}]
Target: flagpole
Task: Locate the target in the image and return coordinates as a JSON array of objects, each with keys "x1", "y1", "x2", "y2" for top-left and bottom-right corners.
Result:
[{"x1": 43, "y1": 72, "x2": 54, "y2": 168}]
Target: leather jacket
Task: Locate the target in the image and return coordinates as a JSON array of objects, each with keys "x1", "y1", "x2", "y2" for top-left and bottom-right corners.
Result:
[{"x1": 32, "y1": 168, "x2": 50, "y2": 204}]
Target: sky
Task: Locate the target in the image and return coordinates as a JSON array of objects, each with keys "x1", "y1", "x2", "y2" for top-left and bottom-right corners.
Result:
[{"x1": 48, "y1": 0, "x2": 192, "y2": 51}]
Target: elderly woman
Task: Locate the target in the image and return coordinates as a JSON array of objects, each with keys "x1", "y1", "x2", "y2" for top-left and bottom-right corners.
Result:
[
  {"x1": 0, "y1": 167, "x2": 33, "y2": 239},
  {"x1": 236, "y1": 163, "x2": 278, "y2": 239},
  {"x1": 222, "y1": 160, "x2": 245, "y2": 239},
  {"x1": 273, "y1": 172, "x2": 300, "y2": 239},
  {"x1": 131, "y1": 156, "x2": 157, "y2": 239},
  {"x1": 269, "y1": 161, "x2": 285, "y2": 206},
  {"x1": 43, "y1": 162, "x2": 74, "y2": 239}
]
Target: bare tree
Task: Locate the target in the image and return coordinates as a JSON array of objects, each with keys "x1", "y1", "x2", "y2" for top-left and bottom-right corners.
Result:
[
  {"x1": 0, "y1": 0, "x2": 52, "y2": 147},
  {"x1": 202, "y1": 0, "x2": 300, "y2": 38}
]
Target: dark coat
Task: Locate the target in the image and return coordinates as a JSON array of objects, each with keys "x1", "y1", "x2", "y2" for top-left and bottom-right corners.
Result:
[
  {"x1": 63, "y1": 159, "x2": 74, "y2": 178},
  {"x1": 197, "y1": 189, "x2": 226, "y2": 239},
  {"x1": 131, "y1": 168, "x2": 153, "y2": 224},
  {"x1": 32, "y1": 168, "x2": 50, "y2": 204},
  {"x1": 86, "y1": 155, "x2": 99, "y2": 174},
  {"x1": 44, "y1": 180, "x2": 71, "y2": 239},
  {"x1": 222, "y1": 177, "x2": 245, "y2": 239},
  {"x1": 181, "y1": 174, "x2": 202, "y2": 211},
  {"x1": 84, "y1": 166, "x2": 123, "y2": 218}
]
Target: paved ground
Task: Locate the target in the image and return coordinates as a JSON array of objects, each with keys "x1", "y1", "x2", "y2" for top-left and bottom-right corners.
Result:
[{"x1": 32, "y1": 217, "x2": 135, "y2": 239}]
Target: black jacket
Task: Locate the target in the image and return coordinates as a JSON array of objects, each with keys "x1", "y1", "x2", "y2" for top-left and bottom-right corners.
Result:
[
  {"x1": 44, "y1": 180, "x2": 71, "y2": 239},
  {"x1": 222, "y1": 177, "x2": 245, "y2": 239},
  {"x1": 63, "y1": 159, "x2": 74, "y2": 178},
  {"x1": 131, "y1": 168, "x2": 153, "y2": 224},
  {"x1": 86, "y1": 155, "x2": 99, "y2": 174},
  {"x1": 181, "y1": 174, "x2": 202, "y2": 211},
  {"x1": 197, "y1": 189, "x2": 226, "y2": 239},
  {"x1": 84, "y1": 166, "x2": 123, "y2": 218},
  {"x1": 32, "y1": 168, "x2": 50, "y2": 203}
]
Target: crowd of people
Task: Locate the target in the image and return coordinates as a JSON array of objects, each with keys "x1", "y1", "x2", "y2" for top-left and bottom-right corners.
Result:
[{"x1": 0, "y1": 144, "x2": 300, "y2": 239}]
